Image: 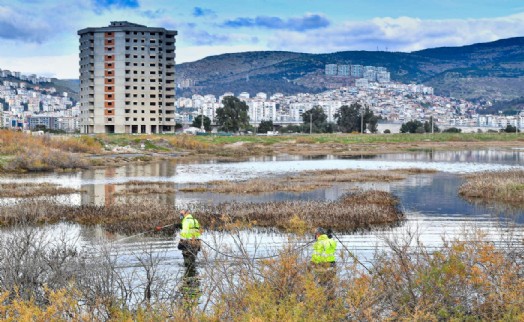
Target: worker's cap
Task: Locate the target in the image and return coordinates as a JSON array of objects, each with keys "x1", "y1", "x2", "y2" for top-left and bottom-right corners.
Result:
[
  {"x1": 315, "y1": 227, "x2": 325, "y2": 235},
  {"x1": 179, "y1": 209, "x2": 187, "y2": 215}
]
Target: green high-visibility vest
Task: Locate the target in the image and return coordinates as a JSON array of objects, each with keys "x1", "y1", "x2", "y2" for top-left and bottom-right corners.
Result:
[
  {"x1": 180, "y1": 214, "x2": 201, "y2": 239},
  {"x1": 311, "y1": 234, "x2": 336, "y2": 264}
]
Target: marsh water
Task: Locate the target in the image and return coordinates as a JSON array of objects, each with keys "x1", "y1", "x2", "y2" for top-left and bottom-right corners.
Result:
[{"x1": 1, "y1": 148, "x2": 524, "y2": 270}]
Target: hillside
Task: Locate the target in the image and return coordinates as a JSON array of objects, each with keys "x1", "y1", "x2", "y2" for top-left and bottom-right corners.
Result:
[
  {"x1": 0, "y1": 74, "x2": 79, "y2": 102},
  {"x1": 176, "y1": 37, "x2": 524, "y2": 101}
]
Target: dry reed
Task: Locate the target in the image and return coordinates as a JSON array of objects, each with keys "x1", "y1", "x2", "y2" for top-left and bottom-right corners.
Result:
[
  {"x1": 179, "y1": 169, "x2": 435, "y2": 194},
  {"x1": 0, "y1": 130, "x2": 98, "y2": 172},
  {"x1": 0, "y1": 190, "x2": 402, "y2": 234},
  {"x1": 191, "y1": 190, "x2": 403, "y2": 232},
  {"x1": 459, "y1": 170, "x2": 524, "y2": 206},
  {"x1": 0, "y1": 183, "x2": 80, "y2": 198}
]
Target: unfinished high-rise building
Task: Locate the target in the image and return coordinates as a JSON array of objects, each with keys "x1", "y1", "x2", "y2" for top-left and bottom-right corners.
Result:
[{"x1": 78, "y1": 21, "x2": 177, "y2": 134}]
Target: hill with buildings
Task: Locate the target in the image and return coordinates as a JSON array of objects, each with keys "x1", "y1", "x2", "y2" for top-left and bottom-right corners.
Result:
[{"x1": 176, "y1": 37, "x2": 524, "y2": 102}]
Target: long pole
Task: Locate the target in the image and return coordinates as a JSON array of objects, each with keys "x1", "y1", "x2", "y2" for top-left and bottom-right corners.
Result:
[
  {"x1": 201, "y1": 107, "x2": 204, "y2": 131},
  {"x1": 361, "y1": 105, "x2": 364, "y2": 134},
  {"x1": 310, "y1": 113, "x2": 312, "y2": 134}
]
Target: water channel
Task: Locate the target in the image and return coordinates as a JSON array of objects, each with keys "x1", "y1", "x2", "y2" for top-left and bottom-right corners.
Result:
[{"x1": 1, "y1": 148, "x2": 523, "y2": 273}]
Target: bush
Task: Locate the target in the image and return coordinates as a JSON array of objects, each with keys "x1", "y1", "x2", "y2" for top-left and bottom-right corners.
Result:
[
  {"x1": 443, "y1": 127, "x2": 462, "y2": 133},
  {"x1": 501, "y1": 125, "x2": 520, "y2": 133},
  {"x1": 383, "y1": 129, "x2": 391, "y2": 134}
]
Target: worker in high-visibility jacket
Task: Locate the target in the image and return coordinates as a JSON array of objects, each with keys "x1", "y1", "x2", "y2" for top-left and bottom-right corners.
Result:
[
  {"x1": 311, "y1": 227, "x2": 337, "y2": 299},
  {"x1": 311, "y1": 227, "x2": 337, "y2": 265},
  {"x1": 177, "y1": 209, "x2": 202, "y2": 269}
]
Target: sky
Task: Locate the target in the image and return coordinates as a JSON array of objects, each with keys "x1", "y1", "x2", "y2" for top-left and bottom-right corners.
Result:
[{"x1": 0, "y1": 0, "x2": 523, "y2": 79}]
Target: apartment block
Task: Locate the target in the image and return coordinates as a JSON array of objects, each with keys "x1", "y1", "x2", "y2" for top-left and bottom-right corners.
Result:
[
  {"x1": 337, "y1": 64, "x2": 350, "y2": 76},
  {"x1": 78, "y1": 21, "x2": 177, "y2": 134},
  {"x1": 325, "y1": 64, "x2": 338, "y2": 76}
]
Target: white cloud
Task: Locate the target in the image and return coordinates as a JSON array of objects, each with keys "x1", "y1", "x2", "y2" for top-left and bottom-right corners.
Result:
[{"x1": 267, "y1": 12, "x2": 524, "y2": 52}]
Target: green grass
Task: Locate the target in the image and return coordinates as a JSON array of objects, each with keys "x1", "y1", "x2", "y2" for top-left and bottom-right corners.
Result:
[
  {"x1": 0, "y1": 155, "x2": 11, "y2": 169},
  {"x1": 192, "y1": 132, "x2": 524, "y2": 146},
  {"x1": 143, "y1": 140, "x2": 169, "y2": 151},
  {"x1": 93, "y1": 132, "x2": 523, "y2": 154}
]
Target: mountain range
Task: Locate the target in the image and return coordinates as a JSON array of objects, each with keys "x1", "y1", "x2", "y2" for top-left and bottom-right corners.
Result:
[{"x1": 176, "y1": 37, "x2": 524, "y2": 102}]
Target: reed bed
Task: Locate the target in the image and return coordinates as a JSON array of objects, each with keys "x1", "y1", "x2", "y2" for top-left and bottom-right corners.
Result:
[
  {"x1": 0, "y1": 198, "x2": 174, "y2": 234},
  {"x1": 193, "y1": 190, "x2": 403, "y2": 232},
  {"x1": 0, "y1": 183, "x2": 80, "y2": 198},
  {"x1": 113, "y1": 186, "x2": 177, "y2": 195},
  {"x1": 179, "y1": 169, "x2": 435, "y2": 194},
  {"x1": 0, "y1": 190, "x2": 402, "y2": 234},
  {"x1": 0, "y1": 130, "x2": 98, "y2": 172},
  {"x1": 459, "y1": 170, "x2": 524, "y2": 206},
  {"x1": 179, "y1": 179, "x2": 331, "y2": 194}
]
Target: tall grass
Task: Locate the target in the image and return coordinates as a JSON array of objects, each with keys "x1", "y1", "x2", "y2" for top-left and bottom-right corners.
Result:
[
  {"x1": 459, "y1": 170, "x2": 524, "y2": 206},
  {"x1": 0, "y1": 130, "x2": 101, "y2": 172},
  {"x1": 0, "y1": 190, "x2": 402, "y2": 234},
  {"x1": 0, "y1": 183, "x2": 79, "y2": 198},
  {"x1": 180, "y1": 169, "x2": 435, "y2": 194}
]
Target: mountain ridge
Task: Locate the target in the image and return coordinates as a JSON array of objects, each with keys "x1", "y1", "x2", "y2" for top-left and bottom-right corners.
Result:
[{"x1": 177, "y1": 36, "x2": 524, "y2": 101}]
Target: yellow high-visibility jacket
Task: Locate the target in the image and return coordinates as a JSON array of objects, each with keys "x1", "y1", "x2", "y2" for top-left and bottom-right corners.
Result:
[
  {"x1": 180, "y1": 214, "x2": 201, "y2": 239},
  {"x1": 311, "y1": 234, "x2": 336, "y2": 264}
]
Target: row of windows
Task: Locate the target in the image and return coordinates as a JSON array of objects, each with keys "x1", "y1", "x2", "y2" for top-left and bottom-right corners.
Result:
[
  {"x1": 124, "y1": 46, "x2": 161, "y2": 51},
  {"x1": 126, "y1": 38, "x2": 162, "y2": 44}
]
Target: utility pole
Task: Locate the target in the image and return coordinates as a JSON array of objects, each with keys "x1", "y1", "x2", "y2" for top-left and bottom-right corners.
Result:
[
  {"x1": 200, "y1": 107, "x2": 204, "y2": 131},
  {"x1": 360, "y1": 104, "x2": 364, "y2": 134},
  {"x1": 310, "y1": 112, "x2": 312, "y2": 134},
  {"x1": 431, "y1": 116, "x2": 434, "y2": 134}
]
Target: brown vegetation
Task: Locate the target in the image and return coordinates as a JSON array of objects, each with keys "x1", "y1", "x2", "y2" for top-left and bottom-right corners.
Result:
[
  {"x1": 0, "y1": 226, "x2": 522, "y2": 321},
  {"x1": 0, "y1": 183, "x2": 80, "y2": 198},
  {"x1": 113, "y1": 181, "x2": 177, "y2": 195},
  {"x1": 0, "y1": 130, "x2": 101, "y2": 172},
  {"x1": 0, "y1": 190, "x2": 402, "y2": 234},
  {"x1": 459, "y1": 170, "x2": 524, "y2": 207},
  {"x1": 193, "y1": 190, "x2": 403, "y2": 232},
  {"x1": 180, "y1": 168, "x2": 436, "y2": 194}
]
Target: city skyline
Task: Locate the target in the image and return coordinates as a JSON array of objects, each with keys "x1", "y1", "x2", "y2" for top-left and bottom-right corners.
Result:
[{"x1": 0, "y1": 0, "x2": 523, "y2": 79}]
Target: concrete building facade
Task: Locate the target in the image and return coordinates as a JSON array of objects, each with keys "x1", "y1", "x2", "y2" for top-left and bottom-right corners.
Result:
[{"x1": 78, "y1": 21, "x2": 177, "y2": 134}]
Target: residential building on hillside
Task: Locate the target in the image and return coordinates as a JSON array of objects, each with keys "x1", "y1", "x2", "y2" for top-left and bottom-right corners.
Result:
[
  {"x1": 78, "y1": 21, "x2": 177, "y2": 134},
  {"x1": 350, "y1": 65, "x2": 363, "y2": 77},
  {"x1": 337, "y1": 64, "x2": 350, "y2": 76},
  {"x1": 325, "y1": 64, "x2": 337, "y2": 76}
]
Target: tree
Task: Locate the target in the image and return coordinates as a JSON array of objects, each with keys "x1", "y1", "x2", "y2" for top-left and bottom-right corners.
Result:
[
  {"x1": 192, "y1": 115, "x2": 212, "y2": 132},
  {"x1": 335, "y1": 104, "x2": 360, "y2": 133},
  {"x1": 501, "y1": 124, "x2": 519, "y2": 133},
  {"x1": 335, "y1": 103, "x2": 378, "y2": 133},
  {"x1": 302, "y1": 106, "x2": 327, "y2": 133},
  {"x1": 257, "y1": 120, "x2": 274, "y2": 134},
  {"x1": 400, "y1": 120, "x2": 424, "y2": 133},
  {"x1": 216, "y1": 96, "x2": 250, "y2": 133}
]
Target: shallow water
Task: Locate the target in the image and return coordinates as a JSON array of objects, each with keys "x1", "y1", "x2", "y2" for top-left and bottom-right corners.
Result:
[{"x1": 1, "y1": 148, "x2": 524, "y2": 267}]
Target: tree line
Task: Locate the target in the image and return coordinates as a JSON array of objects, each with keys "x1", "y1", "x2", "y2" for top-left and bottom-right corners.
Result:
[{"x1": 193, "y1": 97, "x2": 380, "y2": 134}]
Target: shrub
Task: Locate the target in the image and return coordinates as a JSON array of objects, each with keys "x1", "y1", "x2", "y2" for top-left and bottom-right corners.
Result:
[{"x1": 443, "y1": 127, "x2": 462, "y2": 133}]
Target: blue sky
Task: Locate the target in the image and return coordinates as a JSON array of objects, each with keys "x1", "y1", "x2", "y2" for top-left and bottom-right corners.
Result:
[{"x1": 0, "y1": 0, "x2": 523, "y2": 78}]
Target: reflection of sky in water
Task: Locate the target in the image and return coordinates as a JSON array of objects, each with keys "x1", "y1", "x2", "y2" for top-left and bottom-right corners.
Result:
[
  {"x1": 0, "y1": 149, "x2": 522, "y2": 187},
  {"x1": 1, "y1": 149, "x2": 524, "y2": 271}
]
